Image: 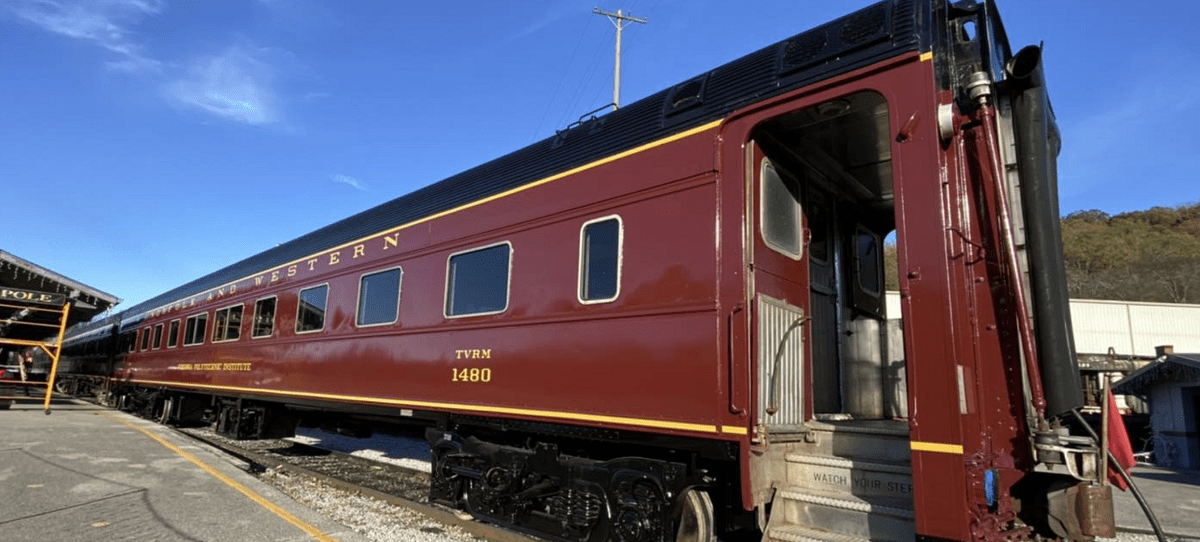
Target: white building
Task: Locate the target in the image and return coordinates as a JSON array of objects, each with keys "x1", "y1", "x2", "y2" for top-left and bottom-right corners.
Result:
[
  {"x1": 1114, "y1": 354, "x2": 1200, "y2": 470},
  {"x1": 885, "y1": 293, "x2": 1200, "y2": 410}
]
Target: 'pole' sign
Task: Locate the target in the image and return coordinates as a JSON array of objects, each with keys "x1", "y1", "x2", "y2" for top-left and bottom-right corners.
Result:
[{"x1": 0, "y1": 287, "x2": 66, "y2": 306}]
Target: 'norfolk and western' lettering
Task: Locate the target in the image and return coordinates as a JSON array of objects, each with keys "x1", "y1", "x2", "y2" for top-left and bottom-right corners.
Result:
[{"x1": 149, "y1": 231, "x2": 414, "y2": 319}]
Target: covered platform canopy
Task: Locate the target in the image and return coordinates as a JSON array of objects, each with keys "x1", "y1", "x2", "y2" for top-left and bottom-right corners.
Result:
[
  {"x1": 1, "y1": 249, "x2": 120, "y2": 411},
  {"x1": 1, "y1": 249, "x2": 120, "y2": 344}
]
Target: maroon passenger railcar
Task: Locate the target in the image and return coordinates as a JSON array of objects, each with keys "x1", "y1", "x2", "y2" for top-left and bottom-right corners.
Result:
[{"x1": 62, "y1": 1, "x2": 1113, "y2": 541}]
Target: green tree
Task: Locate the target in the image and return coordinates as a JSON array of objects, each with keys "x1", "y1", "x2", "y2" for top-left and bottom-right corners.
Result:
[
  {"x1": 884, "y1": 241, "x2": 899, "y2": 292},
  {"x1": 1060, "y1": 202, "x2": 1200, "y2": 303}
]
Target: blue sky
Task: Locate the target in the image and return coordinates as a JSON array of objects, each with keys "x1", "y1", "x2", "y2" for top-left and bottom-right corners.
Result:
[{"x1": 2, "y1": 0, "x2": 1197, "y2": 312}]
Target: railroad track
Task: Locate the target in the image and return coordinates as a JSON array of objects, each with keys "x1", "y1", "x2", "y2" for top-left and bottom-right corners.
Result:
[
  {"x1": 177, "y1": 427, "x2": 539, "y2": 542},
  {"x1": 181, "y1": 427, "x2": 1196, "y2": 542},
  {"x1": 90, "y1": 403, "x2": 1195, "y2": 542}
]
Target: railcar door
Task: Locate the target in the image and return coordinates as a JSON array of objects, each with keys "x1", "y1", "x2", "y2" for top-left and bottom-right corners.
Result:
[
  {"x1": 805, "y1": 189, "x2": 840, "y2": 415},
  {"x1": 747, "y1": 90, "x2": 897, "y2": 430},
  {"x1": 748, "y1": 141, "x2": 811, "y2": 434}
]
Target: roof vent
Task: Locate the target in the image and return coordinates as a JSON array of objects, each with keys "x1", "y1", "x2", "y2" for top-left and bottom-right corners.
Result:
[
  {"x1": 779, "y1": 2, "x2": 893, "y2": 76},
  {"x1": 841, "y1": 3, "x2": 889, "y2": 44},
  {"x1": 782, "y1": 30, "x2": 828, "y2": 70},
  {"x1": 665, "y1": 74, "x2": 708, "y2": 116}
]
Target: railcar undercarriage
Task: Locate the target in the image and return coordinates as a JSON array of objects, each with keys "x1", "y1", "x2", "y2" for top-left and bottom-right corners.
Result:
[{"x1": 427, "y1": 427, "x2": 720, "y2": 542}]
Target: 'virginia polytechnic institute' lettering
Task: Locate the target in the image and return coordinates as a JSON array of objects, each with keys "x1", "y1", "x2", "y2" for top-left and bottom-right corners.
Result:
[
  {"x1": 1, "y1": 287, "x2": 65, "y2": 306},
  {"x1": 176, "y1": 362, "x2": 252, "y2": 371}
]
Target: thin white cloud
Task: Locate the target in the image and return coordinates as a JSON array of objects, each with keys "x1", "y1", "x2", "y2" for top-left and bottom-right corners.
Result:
[
  {"x1": 105, "y1": 53, "x2": 161, "y2": 73},
  {"x1": 515, "y1": 7, "x2": 573, "y2": 41},
  {"x1": 9, "y1": 1, "x2": 316, "y2": 127},
  {"x1": 8, "y1": 0, "x2": 163, "y2": 72},
  {"x1": 330, "y1": 174, "x2": 367, "y2": 191},
  {"x1": 297, "y1": 92, "x2": 331, "y2": 104},
  {"x1": 165, "y1": 46, "x2": 281, "y2": 126}
]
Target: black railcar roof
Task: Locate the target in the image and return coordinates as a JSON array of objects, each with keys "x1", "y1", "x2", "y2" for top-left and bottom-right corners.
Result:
[{"x1": 117, "y1": 0, "x2": 934, "y2": 323}]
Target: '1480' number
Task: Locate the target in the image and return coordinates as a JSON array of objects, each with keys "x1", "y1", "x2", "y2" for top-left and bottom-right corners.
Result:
[{"x1": 452, "y1": 367, "x2": 492, "y2": 383}]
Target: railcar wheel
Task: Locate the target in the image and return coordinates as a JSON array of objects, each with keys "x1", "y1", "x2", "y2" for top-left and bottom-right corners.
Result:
[
  {"x1": 158, "y1": 397, "x2": 172, "y2": 424},
  {"x1": 674, "y1": 489, "x2": 715, "y2": 542}
]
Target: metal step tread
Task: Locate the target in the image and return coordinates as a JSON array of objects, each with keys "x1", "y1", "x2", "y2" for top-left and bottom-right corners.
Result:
[
  {"x1": 785, "y1": 453, "x2": 912, "y2": 475},
  {"x1": 768, "y1": 524, "x2": 870, "y2": 542},
  {"x1": 776, "y1": 486, "x2": 915, "y2": 519},
  {"x1": 806, "y1": 419, "x2": 911, "y2": 437}
]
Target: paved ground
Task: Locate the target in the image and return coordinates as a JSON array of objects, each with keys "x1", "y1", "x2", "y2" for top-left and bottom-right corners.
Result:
[
  {"x1": 1112, "y1": 465, "x2": 1200, "y2": 540},
  {"x1": 4, "y1": 394, "x2": 1197, "y2": 541},
  {"x1": 0, "y1": 397, "x2": 369, "y2": 542}
]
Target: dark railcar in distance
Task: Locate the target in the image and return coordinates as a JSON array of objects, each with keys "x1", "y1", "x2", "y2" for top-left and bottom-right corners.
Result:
[
  {"x1": 56, "y1": 314, "x2": 121, "y2": 398},
  {"x1": 60, "y1": 1, "x2": 1109, "y2": 541}
]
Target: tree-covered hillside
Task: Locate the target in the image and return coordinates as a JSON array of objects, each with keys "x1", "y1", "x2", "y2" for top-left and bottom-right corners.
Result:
[
  {"x1": 1061, "y1": 203, "x2": 1200, "y2": 303},
  {"x1": 883, "y1": 202, "x2": 1200, "y2": 303}
]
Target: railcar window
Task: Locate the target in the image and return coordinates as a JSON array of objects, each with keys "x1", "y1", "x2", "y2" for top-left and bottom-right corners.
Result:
[
  {"x1": 184, "y1": 313, "x2": 208, "y2": 346},
  {"x1": 808, "y1": 194, "x2": 830, "y2": 263},
  {"x1": 212, "y1": 305, "x2": 243, "y2": 342},
  {"x1": 579, "y1": 216, "x2": 622, "y2": 303},
  {"x1": 140, "y1": 327, "x2": 151, "y2": 351},
  {"x1": 297, "y1": 285, "x2": 329, "y2": 333},
  {"x1": 445, "y1": 243, "x2": 511, "y2": 317},
  {"x1": 253, "y1": 296, "x2": 276, "y2": 338},
  {"x1": 761, "y1": 158, "x2": 803, "y2": 258},
  {"x1": 153, "y1": 324, "x2": 164, "y2": 350},
  {"x1": 212, "y1": 309, "x2": 227, "y2": 342},
  {"x1": 357, "y1": 268, "x2": 402, "y2": 327},
  {"x1": 167, "y1": 319, "x2": 180, "y2": 348},
  {"x1": 856, "y1": 228, "x2": 882, "y2": 296},
  {"x1": 228, "y1": 305, "x2": 243, "y2": 339}
]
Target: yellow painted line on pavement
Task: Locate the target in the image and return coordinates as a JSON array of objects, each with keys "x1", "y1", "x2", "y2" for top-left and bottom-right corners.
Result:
[{"x1": 101, "y1": 411, "x2": 337, "y2": 542}]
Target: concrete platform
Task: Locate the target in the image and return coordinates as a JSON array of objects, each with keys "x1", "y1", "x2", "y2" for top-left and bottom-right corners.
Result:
[
  {"x1": 4, "y1": 394, "x2": 1197, "y2": 541},
  {"x1": 0, "y1": 397, "x2": 368, "y2": 542},
  {"x1": 1114, "y1": 465, "x2": 1200, "y2": 540}
]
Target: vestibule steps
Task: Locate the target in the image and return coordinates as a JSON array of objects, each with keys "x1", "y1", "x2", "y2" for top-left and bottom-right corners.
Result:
[{"x1": 766, "y1": 421, "x2": 914, "y2": 542}]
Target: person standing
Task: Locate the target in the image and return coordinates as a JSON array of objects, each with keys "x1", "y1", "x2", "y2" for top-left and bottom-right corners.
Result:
[{"x1": 18, "y1": 350, "x2": 33, "y2": 395}]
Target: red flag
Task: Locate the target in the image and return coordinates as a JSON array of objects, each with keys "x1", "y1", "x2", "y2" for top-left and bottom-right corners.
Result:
[{"x1": 1107, "y1": 389, "x2": 1136, "y2": 490}]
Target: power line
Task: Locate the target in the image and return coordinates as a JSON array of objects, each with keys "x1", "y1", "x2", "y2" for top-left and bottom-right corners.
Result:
[
  {"x1": 558, "y1": 22, "x2": 609, "y2": 130},
  {"x1": 533, "y1": 14, "x2": 593, "y2": 140}
]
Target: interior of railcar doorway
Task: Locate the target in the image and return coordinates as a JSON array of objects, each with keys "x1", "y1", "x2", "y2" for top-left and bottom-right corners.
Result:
[{"x1": 750, "y1": 90, "x2": 903, "y2": 427}]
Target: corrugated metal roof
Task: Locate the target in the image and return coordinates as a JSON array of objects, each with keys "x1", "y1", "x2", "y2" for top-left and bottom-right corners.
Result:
[
  {"x1": 885, "y1": 293, "x2": 1200, "y2": 358},
  {"x1": 1069, "y1": 299, "x2": 1200, "y2": 357}
]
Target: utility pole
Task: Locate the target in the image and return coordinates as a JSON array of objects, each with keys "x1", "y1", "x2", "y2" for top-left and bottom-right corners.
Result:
[{"x1": 592, "y1": 7, "x2": 647, "y2": 111}]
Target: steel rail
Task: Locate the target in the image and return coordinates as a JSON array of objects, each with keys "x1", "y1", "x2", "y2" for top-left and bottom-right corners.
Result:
[{"x1": 177, "y1": 428, "x2": 538, "y2": 542}]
